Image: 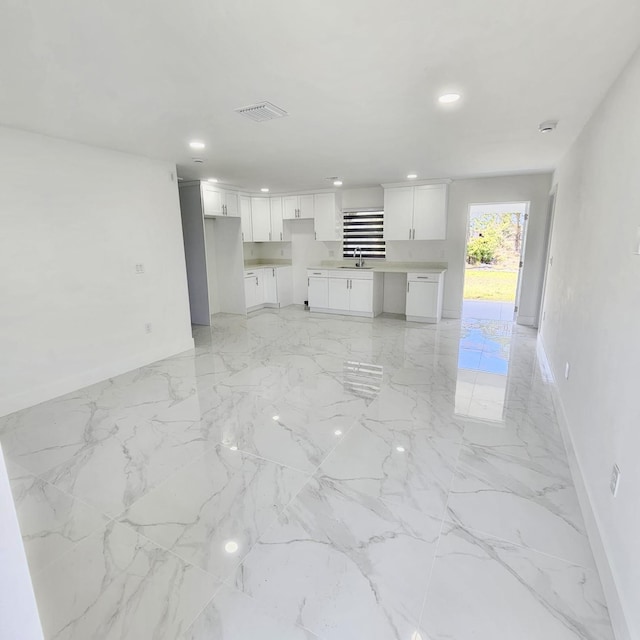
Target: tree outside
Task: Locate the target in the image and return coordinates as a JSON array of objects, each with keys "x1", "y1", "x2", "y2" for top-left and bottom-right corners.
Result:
[{"x1": 464, "y1": 209, "x2": 524, "y2": 302}]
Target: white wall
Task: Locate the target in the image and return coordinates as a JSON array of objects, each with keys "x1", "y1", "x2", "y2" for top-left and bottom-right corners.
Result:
[
  {"x1": 290, "y1": 220, "x2": 340, "y2": 304},
  {"x1": 540, "y1": 46, "x2": 640, "y2": 640},
  {"x1": 0, "y1": 127, "x2": 194, "y2": 417},
  {"x1": 445, "y1": 174, "x2": 552, "y2": 321}
]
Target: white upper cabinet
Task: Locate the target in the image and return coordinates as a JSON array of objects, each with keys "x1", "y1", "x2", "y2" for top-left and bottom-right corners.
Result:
[
  {"x1": 413, "y1": 185, "x2": 447, "y2": 239},
  {"x1": 282, "y1": 194, "x2": 314, "y2": 219},
  {"x1": 282, "y1": 195, "x2": 299, "y2": 219},
  {"x1": 251, "y1": 197, "x2": 271, "y2": 242},
  {"x1": 314, "y1": 193, "x2": 342, "y2": 241},
  {"x1": 240, "y1": 196, "x2": 253, "y2": 242},
  {"x1": 270, "y1": 197, "x2": 285, "y2": 241},
  {"x1": 298, "y1": 194, "x2": 314, "y2": 219},
  {"x1": 200, "y1": 183, "x2": 240, "y2": 218},
  {"x1": 383, "y1": 187, "x2": 414, "y2": 240},
  {"x1": 223, "y1": 191, "x2": 240, "y2": 218},
  {"x1": 383, "y1": 183, "x2": 448, "y2": 240},
  {"x1": 202, "y1": 183, "x2": 224, "y2": 217}
]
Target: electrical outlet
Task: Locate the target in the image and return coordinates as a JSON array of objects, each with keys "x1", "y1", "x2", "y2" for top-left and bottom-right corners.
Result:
[
  {"x1": 610, "y1": 464, "x2": 621, "y2": 497},
  {"x1": 145, "y1": 323, "x2": 152, "y2": 334},
  {"x1": 135, "y1": 263, "x2": 145, "y2": 274},
  {"x1": 564, "y1": 362, "x2": 570, "y2": 380}
]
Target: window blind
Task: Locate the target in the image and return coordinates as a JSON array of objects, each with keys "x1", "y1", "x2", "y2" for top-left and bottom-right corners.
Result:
[{"x1": 342, "y1": 210, "x2": 385, "y2": 259}]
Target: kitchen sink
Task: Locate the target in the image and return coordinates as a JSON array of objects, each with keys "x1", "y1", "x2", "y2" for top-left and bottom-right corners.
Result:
[{"x1": 337, "y1": 266, "x2": 374, "y2": 269}]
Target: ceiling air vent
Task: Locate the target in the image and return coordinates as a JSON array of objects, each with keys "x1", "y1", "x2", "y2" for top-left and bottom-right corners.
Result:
[{"x1": 234, "y1": 101, "x2": 288, "y2": 122}]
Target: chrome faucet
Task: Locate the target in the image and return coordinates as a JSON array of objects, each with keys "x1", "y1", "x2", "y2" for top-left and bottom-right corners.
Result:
[{"x1": 354, "y1": 246, "x2": 364, "y2": 268}]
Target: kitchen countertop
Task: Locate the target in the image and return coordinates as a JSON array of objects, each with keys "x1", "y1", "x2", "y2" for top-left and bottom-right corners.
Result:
[
  {"x1": 244, "y1": 261, "x2": 292, "y2": 270},
  {"x1": 307, "y1": 261, "x2": 447, "y2": 274}
]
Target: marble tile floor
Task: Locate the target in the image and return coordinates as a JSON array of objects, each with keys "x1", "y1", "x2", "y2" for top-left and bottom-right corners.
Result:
[{"x1": 0, "y1": 306, "x2": 614, "y2": 639}]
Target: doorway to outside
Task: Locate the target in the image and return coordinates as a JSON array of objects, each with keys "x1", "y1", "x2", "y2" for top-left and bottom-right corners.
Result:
[{"x1": 462, "y1": 202, "x2": 529, "y2": 320}]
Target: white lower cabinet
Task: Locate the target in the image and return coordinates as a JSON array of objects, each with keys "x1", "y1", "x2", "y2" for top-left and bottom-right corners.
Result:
[
  {"x1": 263, "y1": 268, "x2": 278, "y2": 304},
  {"x1": 349, "y1": 278, "x2": 374, "y2": 313},
  {"x1": 405, "y1": 272, "x2": 444, "y2": 322},
  {"x1": 328, "y1": 277, "x2": 350, "y2": 311},
  {"x1": 245, "y1": 267, "x2": 292, "y2": 311},
  {"x1": 244, "y1": 270, "x2": 264, "y2": 310},
  {"x1": 308, "y1": 269, "x2": 381, "y2": 317},
  {"x1": 308, "y1": 270, "x2": 329, "y2": 309}
]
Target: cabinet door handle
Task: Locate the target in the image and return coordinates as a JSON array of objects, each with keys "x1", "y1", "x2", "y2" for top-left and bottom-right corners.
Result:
[
  {"x1": 272, "y1": 268, "x2": 275, "y2": 276},
  {"x1": 269, "y1": 231, "x2": 271, "y2": 241},
  {"x1": 314, "y1": 232, "x2": 317, "y2": 240},
  {"x1": 280, "y1": 232, "x2": 282, "y2": 241},
  {"x1": 255, "y1": 277, "x2": 258, "y2": 286},
  {"x1": 308, "y1": 277, "x2": 309, "y2": 286},
  {"x1": 413, "y1": 229, "x2": 416, "y2": 239},
  {"x1": 408, "y1": 228, "x2": 412, "y2": 239},
  {"x1": 407, "y1": 282, "x2": 410, "y2": 292}
]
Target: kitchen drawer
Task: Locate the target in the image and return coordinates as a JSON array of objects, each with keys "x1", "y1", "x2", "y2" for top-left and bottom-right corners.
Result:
[
  {"x1": 407, "y1": 272, "x2": 441, "y2": 283},
  {"x1": 244, "y1": 268, "x2": 263, "y2": 277},
  {"x1": 328, "y1": 269, "x2": 374, "y2": 280},
  {"x1": 307, "y1": 269, "x2": 329, "y2": 277}
]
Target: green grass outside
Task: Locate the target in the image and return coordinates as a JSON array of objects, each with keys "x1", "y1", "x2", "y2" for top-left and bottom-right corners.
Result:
[{"x1": 463, "y1": 268, "x2": 518, "y2": 302}]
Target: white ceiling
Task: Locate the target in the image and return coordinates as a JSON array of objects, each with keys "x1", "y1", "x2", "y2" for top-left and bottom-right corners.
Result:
[{"x1": 1, "y1": 0, "x2": 639, "y2": 192}]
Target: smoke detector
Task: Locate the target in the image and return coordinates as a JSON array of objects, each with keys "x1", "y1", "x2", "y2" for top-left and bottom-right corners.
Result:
[
  {"x1": 235, "y1": 101, "x2": 288, "y2": 122},
  {"x1": 538, "y1": 120, "x2": 558, "y2": 134}
]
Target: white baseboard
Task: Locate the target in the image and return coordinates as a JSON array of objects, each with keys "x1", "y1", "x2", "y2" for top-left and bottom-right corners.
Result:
[
  {"x1": 309, "y1": 307, "x2": 375, "y2": 318},
  {"x1": 0, "y1": 336, "x2": 195, "y2": 418},
  {"x1": 536, "y1": 337, "x2": 632, "y2": 640},
  {"x1": 442, "y1": 307, "x2": 461, "y2": 319}
]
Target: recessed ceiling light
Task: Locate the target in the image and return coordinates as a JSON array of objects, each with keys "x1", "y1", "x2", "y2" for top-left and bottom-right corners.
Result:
[
  {"x1": 334, "y1": 430, "x2": 343, "y2": 436},
  {"x1": 207, "y1": 178, "x2": 218, "y2": 183},
  {"x1": 272, "y1": 415, "x2": 279, "y2": 421},
  {"x1": 224, "y1": 540, "x2": 239, "y2": 554},
  {"x1": 333, "y1": 180, "x2": 343, "y2": 187},
  {"x1": 396, "y1": 445, "x2": 406, "y2": 453},
  {"x1": 407, "y1": 173, "x2": 418, "y2": 179},
  {"x1": 438, "y1": 93, "x2": 461, "y2": 104},
  {"x1": 229, "y1": 445, "x2": 238, "y2": 451},
  {"x1": 189, "y1": 141, "x2": 205, "y2": 149},
  {"x1": 261, "y1": 187, "x2": 270, "y2": 193}
]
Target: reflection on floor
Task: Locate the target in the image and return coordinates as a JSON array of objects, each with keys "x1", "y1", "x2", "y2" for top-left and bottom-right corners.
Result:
[
  {"x1": 463, "y1": 299, "x2": 515, "y2": 321},
  {"x1": 0, "y1": 306, "x2": 613, "y2": 639}
]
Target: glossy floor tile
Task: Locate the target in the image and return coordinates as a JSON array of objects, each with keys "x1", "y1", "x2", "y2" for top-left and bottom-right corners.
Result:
[{"x1": 0, "y1": 306, "x2": 613, "y2": 639}]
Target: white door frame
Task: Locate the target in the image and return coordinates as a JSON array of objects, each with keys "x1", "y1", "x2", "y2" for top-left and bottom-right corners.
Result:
[
  {"x1": 463, "y1": 201, "x2": 530, "y2": 321},
  {"x1": 537, "y1": 186, "x2": 558, "y2": 332}
]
